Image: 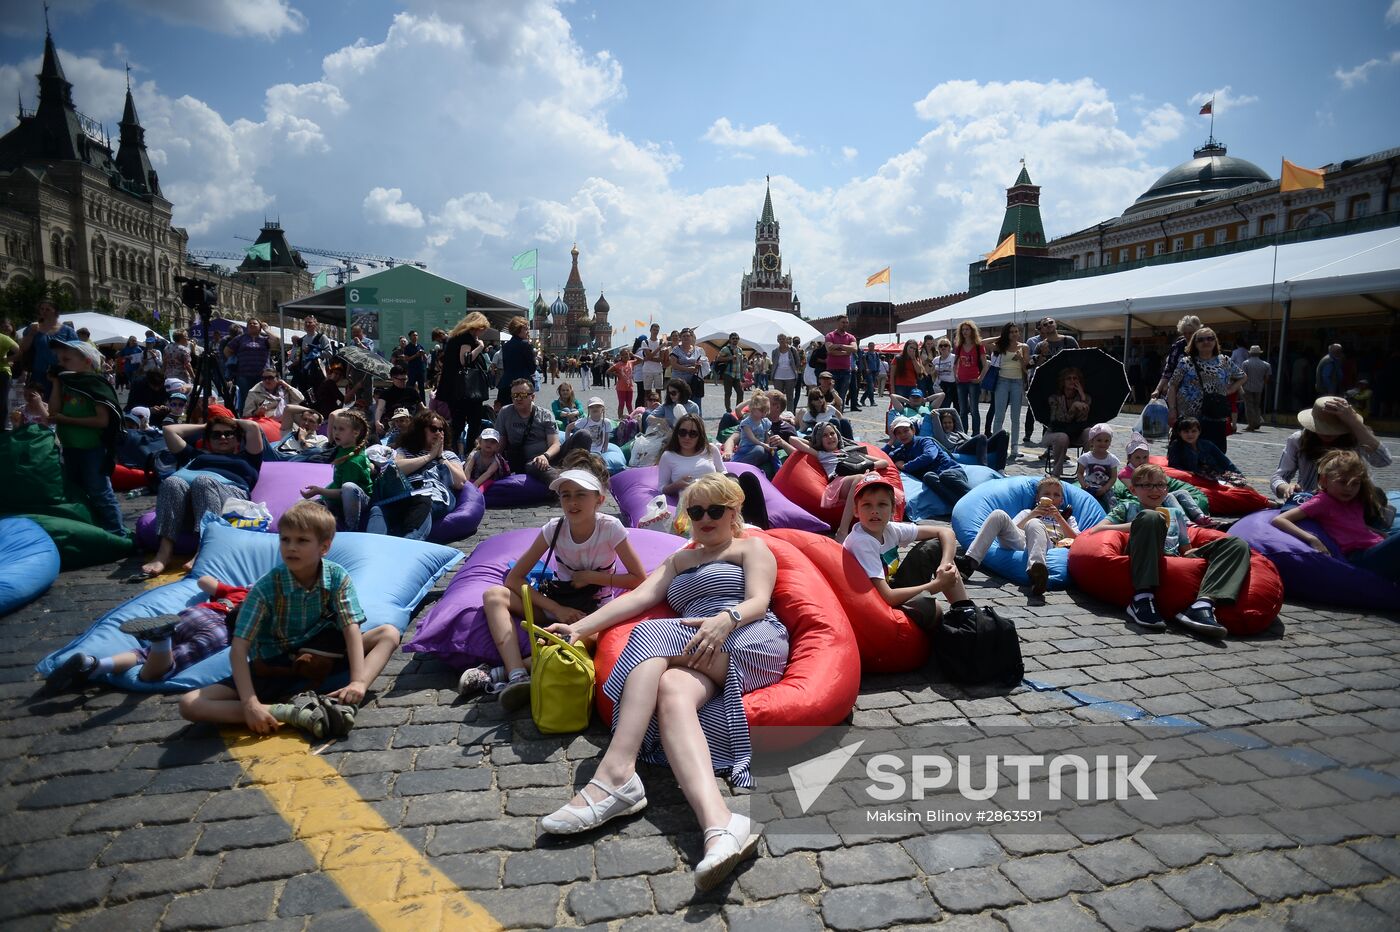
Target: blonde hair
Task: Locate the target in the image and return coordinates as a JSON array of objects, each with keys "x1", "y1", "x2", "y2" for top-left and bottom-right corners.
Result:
[
  {"x1": 748, "y1": 390, "x2": 770, "y2": 412},
  {"x1": 682, "y1": 473, "x2": 746, "y2": 537},
  {"x1": 1317, "y1": 448, "x2": 1383, "y2": 524},
  {"x1": 557, "y1": 381, "x2": 575, "y2": 401},
  {"x1": 1131, "y1": 463, "x2": 1168, "y2": 487},
  {"x1": 449, "y1": 311, "x2": 489, "y2": 338},
  {"x1": 1035, "y1": 476, "x2": 1063, "y2": 499},
  {"x1": 280, "y1": 500, "x2": 337, "y2": 544},
  {"x1": 559, "y1": 448, "x2": 610, "y2": 493},
  {"x1": 956, "y1": 320, "x2": 982, "y2": 347}
]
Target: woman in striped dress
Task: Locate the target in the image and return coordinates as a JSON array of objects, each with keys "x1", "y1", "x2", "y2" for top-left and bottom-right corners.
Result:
[{"x1": 539, "y1": 473, "x2": 788, "y2": 890}]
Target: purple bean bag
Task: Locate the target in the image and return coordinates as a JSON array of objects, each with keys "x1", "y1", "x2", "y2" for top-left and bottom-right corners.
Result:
[
  {"x1": 427, "y1": 482, "x2": 485, "y2": 544},
  {"x1": 135, "y1": 461, "x2": 335, "y2": 554},
  {"x1": 483, "y1": 473, "x2": 552, "y2": 508},
  {"x1": 609, "y1": 463, "x2": 829, "y2": 534},
  {"x1": 1229, "y1": 504, "x2": 1400, "y2": 611},
  {"x1": 402, "y1": 526, "x2": 685, "y2": 669}
]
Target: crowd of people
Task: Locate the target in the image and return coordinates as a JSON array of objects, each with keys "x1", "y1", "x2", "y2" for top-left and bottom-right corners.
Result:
[{"x1": 8, "y1": 297, "x2": 1397, "y2": 892}]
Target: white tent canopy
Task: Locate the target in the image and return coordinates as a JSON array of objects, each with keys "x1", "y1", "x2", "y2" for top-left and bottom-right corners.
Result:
[
  {"x1": 899, "y1": 227, "x2": 1400, "y2": 338},
  {"x1": 692, "y1": 307, "x2": 822, "y2": 353},
  {"x1": 27, "y1": 310, "x2": 157, "y2": 347}
]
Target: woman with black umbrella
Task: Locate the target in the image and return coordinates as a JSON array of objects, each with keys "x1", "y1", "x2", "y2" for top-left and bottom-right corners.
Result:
[{"x1": 1166, "y1": 326, "x2": 1245, "y2": 454}]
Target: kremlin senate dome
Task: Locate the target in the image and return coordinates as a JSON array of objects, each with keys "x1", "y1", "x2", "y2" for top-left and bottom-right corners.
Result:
[{"x1": 1123, "y1": 142, "x2": 1271, "y2": 216}]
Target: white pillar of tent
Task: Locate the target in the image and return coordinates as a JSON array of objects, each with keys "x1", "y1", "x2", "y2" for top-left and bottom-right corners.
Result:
[
  {"x1": 1273, "y1": 282, "x2": 1292, "y2": 418},
  {"x1": 1122, "y1": 299, "x2": 1132, "y2": 368}
]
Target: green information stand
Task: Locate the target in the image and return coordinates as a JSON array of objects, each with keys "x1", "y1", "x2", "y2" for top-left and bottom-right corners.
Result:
[{"x1": 345, "y1": 265, "x2": 469, "y2": 346}]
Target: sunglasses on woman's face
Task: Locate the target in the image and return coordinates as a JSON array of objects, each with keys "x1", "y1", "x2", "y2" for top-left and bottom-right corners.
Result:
[
  {"x1": 208, "y1": 430, "x2": 238, "y2": 440},
  {"x1": 686, "y1": 504, "x2": 729, "y2": 521},
  {"x1": 676, "y1": 428, "x2": 700, "y2": 438}
]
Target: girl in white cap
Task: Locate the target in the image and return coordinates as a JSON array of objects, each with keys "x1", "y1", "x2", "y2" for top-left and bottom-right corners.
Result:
[
  {"x1": 463, "y1": 452, "x2": 646, "y2": 706},
  {"x1": 567, "y1": 397, "x2": 614, "y2": 455},
  {"x1": 464, "y1": 428, "x2": 509, "y2": 492}
]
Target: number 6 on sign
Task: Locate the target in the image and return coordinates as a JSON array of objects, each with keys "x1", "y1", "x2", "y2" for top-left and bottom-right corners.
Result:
[{"x1": 348, "y1": 288, "x2": 359, "y2": 303}]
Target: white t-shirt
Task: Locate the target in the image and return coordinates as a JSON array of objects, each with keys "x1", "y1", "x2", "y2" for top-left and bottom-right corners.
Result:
[
  {"x1": 569, "y1": 415, "x2": 613, "y2": 454},
  {"x1": 640, "y1": 338, "x2": 664, "y2": 378},
  {"x1": 772, "y1": 347, "x2": 798, "y2": 381},
  {"x1": 540, "y1": 514, "x2": 628, "y2": 583},
  {"x1": 932, "y1": 354, "x2": 956, "y2": 383},
  {"x1": 1077, "y1": 452, "x2": 1121, "y2": 493},
  {"x1": 814, "y1": 448, "x2": 841, "y2": 478},
  {"x1": 657, "y1": 446, "x2": 724, "y2": 490},
  {"x1": 843, "y1": 520, "x2": 921, "y2": 581}
]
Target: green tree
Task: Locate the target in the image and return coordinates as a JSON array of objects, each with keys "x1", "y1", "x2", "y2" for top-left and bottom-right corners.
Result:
[{"x1": 0, "y1": 278, "x2": 77, "y2": 327}]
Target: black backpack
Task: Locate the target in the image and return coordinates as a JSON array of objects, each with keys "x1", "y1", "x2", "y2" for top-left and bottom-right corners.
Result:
[{"x1": 932, "y1": 605, "x2": 1024, "y2": 687}]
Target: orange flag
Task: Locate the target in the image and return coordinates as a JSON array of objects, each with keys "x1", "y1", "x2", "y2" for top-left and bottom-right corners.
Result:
[
  {"x1": 1280, "y1": 159, "x2": 1325, "y2": 192},
  {"x1": 985, "y1": 234, "x2": 1016, "y2": 265},
  {"x1": 865, "y1": 267, "x2": 891, "y2": 287}
]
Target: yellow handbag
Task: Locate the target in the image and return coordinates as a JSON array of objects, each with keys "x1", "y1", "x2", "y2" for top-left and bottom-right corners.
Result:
[{"x1": 520, "y1": 585, "x2": 596, "y2": 734}]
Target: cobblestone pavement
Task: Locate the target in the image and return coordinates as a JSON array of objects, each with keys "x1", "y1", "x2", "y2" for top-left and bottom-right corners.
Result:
[{"x1": 2, "y1": 378, "x2": 1397, "y2": 930}]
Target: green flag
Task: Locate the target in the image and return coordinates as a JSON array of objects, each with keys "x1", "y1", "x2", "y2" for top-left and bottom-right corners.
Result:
[
  {"x1": 313, "y1": 269, "x2": 330, "y2": 290},
  {"x1": 511, "y1": 248, "x2": 537, "y2": 270},
  {"x1": 245, "y1": 242, "x2": 272, "y2": 262},
  {"x1": 521, "y1": 274, "x2": 535, "y2": 292}
]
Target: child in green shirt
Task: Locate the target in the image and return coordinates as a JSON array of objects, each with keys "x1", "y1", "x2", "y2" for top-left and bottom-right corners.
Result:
[{"x1": 300, "y1": 409, "x2": 373, "y2": 531}]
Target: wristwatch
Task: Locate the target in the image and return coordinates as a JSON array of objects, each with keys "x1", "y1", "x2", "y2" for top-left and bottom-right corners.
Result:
[{"x1": 724, "y1": 608, "x2": 742, "y2": 626}]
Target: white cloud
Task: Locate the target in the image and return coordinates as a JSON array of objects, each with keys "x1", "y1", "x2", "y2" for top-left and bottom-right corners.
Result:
[
  {"x1": 703, "y1": 117, "x2": 810, "y2": 156},
  {"x1": 1189, "y1": 86, "x2": 1258, "y2": 114},
  {"x1": 841, "y1": 146, "x2": 858, "y2": 161},
  {"x1": 1388, "y1": 0, "x2": 1400, "y2": 26},
  {"x1": 1334, "y1": 50, "x2": 1400, "y2": 88},
  {"x1": 123, "y1": 0, "x2": 307, "y2": 39},
  {"x1": 363, "y1": 187, "x2": 425, "y2": 228}
]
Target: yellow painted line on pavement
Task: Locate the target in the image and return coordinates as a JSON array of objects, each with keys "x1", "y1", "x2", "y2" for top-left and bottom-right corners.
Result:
[{"x1": 223, "y1": 730, "x2": 502, "y2": 931}]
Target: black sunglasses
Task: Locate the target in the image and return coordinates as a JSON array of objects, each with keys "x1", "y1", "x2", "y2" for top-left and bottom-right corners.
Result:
[
  {"x1": 686, "y1": 504, "x2": 730, "y2": 521},
  {"x1": 208, "y1": 430, "x2": 238, "y2": 440},
  {"x1": 676, "y1": 428, "x2": 700, "y2": 438}
]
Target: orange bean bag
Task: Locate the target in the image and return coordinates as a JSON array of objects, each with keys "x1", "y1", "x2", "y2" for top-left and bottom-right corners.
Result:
[
  {"x1": 765, "y1": 528, "x2": 930, "y2": 673},
  {"x1": 772, "y1": 444, "x2": 904, "y2": 529},
  {"x1": 1148, "y1": 456, "x2": 1270, "y2": 516},
  {"x1": 593, "y1": 532, "x2": 860, "y2": 750},
  {"x1": 1067, "y1": 525, "x2": 1282, "y2": 636},
  {"x1": 112, "y1": 464, "x2": 146, "y2": 492}
]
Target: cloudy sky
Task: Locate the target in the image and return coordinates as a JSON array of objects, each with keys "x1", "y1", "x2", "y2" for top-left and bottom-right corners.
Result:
[{"x1": 2, "y1": 0, "x2": 1398, "y2": 335}]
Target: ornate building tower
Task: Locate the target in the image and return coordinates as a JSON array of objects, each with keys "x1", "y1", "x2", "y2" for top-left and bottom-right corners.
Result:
[
  {"x1": 997, "y1": 162, "x2": 1049, "y2": 256},
  {"x1": 548, "y1": 294, "x2": 569, "y2": 354},
  {"x1": 740, "y1": 176, "x2": 797, "y2": 314},
  {"x1": 563, "y1": 243, "x2": 590, "y2": 349},
  {"x1": 969, "y1": 161, "x2": 1070, "y2": 294},
  {"x1": 591, "y1": 292, "x2": 613, "y2": 349}
]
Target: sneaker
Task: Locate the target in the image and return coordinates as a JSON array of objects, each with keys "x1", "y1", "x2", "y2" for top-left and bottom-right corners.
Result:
[
  {"x1": 498, "y1": 676, "x2": 532, "y2": 713},
  {"x1": 119, "y1": 614, "x2": 182, "y2": 641},
  {"x1": 457, "y1": 664, "x2": 501, "y2": 697},
  {"x1": 953, "y1": 553, "x2": 980, "y2": 581},
  {"x1": 1027, "y1": 562, "x2": 1049, "y2": 597},
  {"x1": 1171, "y1": 604, "x2": 1228, "y2": 639},
  {"x1": 1126, "y1": 596, "x2": 1166, "y2": 631},
  {"x1": 45, "y1": 653, "x2": 95, "y2": 692}
]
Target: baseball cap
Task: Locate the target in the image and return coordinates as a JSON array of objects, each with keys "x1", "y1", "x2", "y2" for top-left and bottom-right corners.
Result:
[
  {"x1": 145, "y1": 335, "x2": 159, "y2": 344},
  {"x1": 478, "y1": 428, "x2": 501, "y2": 442},
  {"x1": 390, "y1": 407, "x2": 412, "y2": 421},
  {"x1": 908, "y1": 388, "x2": 924, "y2": 398},
  {"x1": 586, "y1": 396, "x2": 606, "y2": 408},
  {"x1": 549, "y1": 469, "x2": 604, "y2": 494},
  {"x1": 168, "y1": 392, "x2": 188, "y2": 403},
  {"x1": 54, "y1": 338, "x2": 102, "y2": 369},
  {"x1": 164, "y1": 378, "x2": 186, "y2": 393},
  {"x1": 818, "y1": 371, "x2": 834, "y2": 379},
  {"x1": 890, "y1": 416, "x2": 914, "y2": 431},
  {"x1": 852, "y1": 472, "x2": 897, "y2": 500}
]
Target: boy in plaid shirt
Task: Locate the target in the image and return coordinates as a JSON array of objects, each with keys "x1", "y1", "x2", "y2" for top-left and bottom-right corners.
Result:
[{"x1": 177, "y1": 501, "x2": 400, "y2": 739}]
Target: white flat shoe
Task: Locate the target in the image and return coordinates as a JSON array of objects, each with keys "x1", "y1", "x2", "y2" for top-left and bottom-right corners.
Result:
[
  {"x1": 539, "y1": 773, "x2": 647, "y2": 835},
  {"x1": 695, "y1": 813, "x2": 762, "y2": 890}
]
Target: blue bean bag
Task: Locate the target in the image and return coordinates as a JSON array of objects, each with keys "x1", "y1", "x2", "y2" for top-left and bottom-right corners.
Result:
[
  {"x1": 902, "y1": 464, "x2": 1002, "y2": 520},
  {"x1": 1228, "y1": 493, "x2": 1400, "y2": 612},
  {"x1": 916, "y1": 412, "x2": 980, "y2": 466},
  {"x1": 427, "y1": 482, "x2": 485, "y2": 544},
  {"x1": 483, "y1": 473, "x2": 552, "y2": 507},
  {"x1": 950, "y1": 476, "x2": 1107, "y2": 588},
  {"x1": 36, "y1": 515, "x2": 463, "y2": 692},
  {"x1": 603, "y1": 444, "x2": 627, "y2": 475},
  {"x1": 0, "y1": 517, "x2": 60, "y2": 617}
]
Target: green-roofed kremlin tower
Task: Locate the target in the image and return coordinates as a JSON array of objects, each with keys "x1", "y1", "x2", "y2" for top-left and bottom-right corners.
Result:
[
  {"x1": 997, "y1": 162, "x2": 1048, "y2": 255},
  {"x1": 741, "y1": 176, "x2": 798, "y2": 314}
]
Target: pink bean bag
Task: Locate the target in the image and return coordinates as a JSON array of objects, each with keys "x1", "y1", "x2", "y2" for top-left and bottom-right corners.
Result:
[
  {"x1": 610, "y1": 463, "x2": 829, "y2": 534},
  {"x1": 483, "y1": 473, "x2": 552, "y2": 508},
  {"x1": 402, "y1": 526, "x2": 685, "y2": 669},
  {"x1": 1068, "y1": 525, "x2": 1283, "y2": 636},
  {"x1": 427, "y1": 482, "x2": 485, "y2": 544},
  {"x1": 1148, "y1": 456, "x2": 1271, "y2": 516},
  {"x1": 772, "y1": 444, "x2": 904, "y2": 530},
  {"x1": 765, "y1": 528, "x2": 930, "y2": 673},
  {"x1": 135, "y1": 461, "x2": 334, "y2": 554},
  {"x1": 592, "y1": 532, "x2": 861, "y2": 750}
]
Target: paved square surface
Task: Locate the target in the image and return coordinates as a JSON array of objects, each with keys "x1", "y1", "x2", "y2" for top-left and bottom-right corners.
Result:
[{"x1": 3, "y1": 378, "x2": 1397, "y2": 930}]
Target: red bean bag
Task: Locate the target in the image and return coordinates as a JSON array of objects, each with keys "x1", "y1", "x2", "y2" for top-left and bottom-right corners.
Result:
[
  {"x1": 112, "y1": 464, "x2": 146, "y2": 492},
  {"x1": 772, "y1": 444, "x2": 904, "y2": 530},
  {"x1": 765, "y1": 528, "x2": 930, "y2": 673},
  {"x1": 1068, "y1": 525, "x2": 1282, "y2": 636},
  {"x1": 251, "y1": 416, "x2": 282, "y2": 443},
  {"x1": 593, "y1": 532, "x2": 860, "y2": 750},
  {"x1": 1148, "y1": 456, "x2": 1270, "y2": 516}
]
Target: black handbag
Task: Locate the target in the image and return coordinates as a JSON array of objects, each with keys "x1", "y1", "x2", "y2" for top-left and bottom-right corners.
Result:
[
  {"x1": 835, "y1": 452, "x2": 878, "y2": 476},
  {"x1": 932, "y1": 604, "x2": 1024, "y2": 687},
  {"x1": 459, "y1": 358, "x2": 490, "y2": 402},
  {"x1": 532, "y1": 519, "x2": 603, "y2": 611}
]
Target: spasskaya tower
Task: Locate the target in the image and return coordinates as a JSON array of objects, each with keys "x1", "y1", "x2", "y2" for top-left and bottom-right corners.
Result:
[{"x1": 740, "y1": 176, "x2": 799, "y2": 314}]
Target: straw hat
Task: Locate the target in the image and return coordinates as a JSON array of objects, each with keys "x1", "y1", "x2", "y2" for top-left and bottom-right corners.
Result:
[{"x1": 1297, "y1": 396, "x2": 1352, "y2": 437}]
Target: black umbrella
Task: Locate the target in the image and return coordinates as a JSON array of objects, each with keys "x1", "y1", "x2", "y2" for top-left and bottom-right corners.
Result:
[
  {"x1": 1026, "y1": 347, "x2": 1130, "y2": 427},
  {"x1": 336, "y1": 344, "x2": 392, "y2": 381}
]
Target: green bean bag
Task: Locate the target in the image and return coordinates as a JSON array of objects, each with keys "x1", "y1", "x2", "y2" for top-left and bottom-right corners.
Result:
[
  {"x1": 24, "y1": 514, "x2": 134, "y2": 570},
  {"x1": 0, "y1": 425, "x2": 95, "y2": 524},
  {"x1": 1112, "y1": 476, "x2": 1209, "y2": 515}
]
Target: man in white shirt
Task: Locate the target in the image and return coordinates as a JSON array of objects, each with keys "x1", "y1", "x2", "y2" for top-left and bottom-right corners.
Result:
[{"x1": 639, "y1": 323, "x2": 666, "y2": 396}]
